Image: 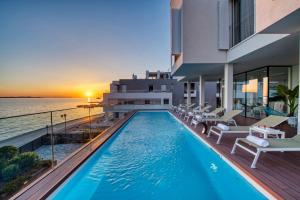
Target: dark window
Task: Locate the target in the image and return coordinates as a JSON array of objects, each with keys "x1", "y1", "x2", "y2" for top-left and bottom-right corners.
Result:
[
  {"x1": 190, "y1": 83, "x2": 195, "y2": 90},
  {"x1": 232, "y1": 0, "x2": 254, "y2": 46},
  {"x1": 145, "y1": 100, "x2": 150, "y2": 104},
  {"x1": 163, "y1": 99, "x2": 169, "y2": 105},
  {"x1": 149, "y1": 85, "x2": 154, "y2": 92}
]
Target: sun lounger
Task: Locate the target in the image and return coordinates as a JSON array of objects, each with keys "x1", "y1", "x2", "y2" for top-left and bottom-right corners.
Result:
[
  {"x1": 183, "y1": 105, "x2": 212, "y2": 121},
  {"x1": 202, "y1": 107, "x2": 225, "y2": 118},
  {"x1": 231, "y1": 135, "x2": 300, "y2": 168},
  {"x1": 190, "y1": 107, "x2": 224, "y2": 127},
  {"x1": 207, "y1": 115, "x2": 288, "y2": 144},
  {"x1": 193, "y1": 105, "x2": 211, "y2": 114},
  {"x1": 204, "y1": 110, "x2": 243, "y2": 126}
]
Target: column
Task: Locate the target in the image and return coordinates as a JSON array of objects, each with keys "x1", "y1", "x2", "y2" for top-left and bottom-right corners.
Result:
[
  {"x1": 186, "y1": 82, "x2": 191, "y2": 106},
  {"x1": 298, "y1": 34, "x2": 300, "y2": 134},
  {"x1": 224, "y1": 64, "x2": 233, "y2": 111},
  {"x1": 199, "y1": 75, "x2": 205, "y2": 106},
  {"x1": 156, "y1": 70, "x2": 160, "y2": 79}
]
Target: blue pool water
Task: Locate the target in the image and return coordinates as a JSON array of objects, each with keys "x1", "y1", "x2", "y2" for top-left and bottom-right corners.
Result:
[{"x1": 49, "y1": 111, "x2": 266, "y2": 200}]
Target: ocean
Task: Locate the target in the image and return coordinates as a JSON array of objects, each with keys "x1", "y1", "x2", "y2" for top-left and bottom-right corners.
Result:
[{"x1": 0, "y1": 98, "x2": 103, "y2": 141}]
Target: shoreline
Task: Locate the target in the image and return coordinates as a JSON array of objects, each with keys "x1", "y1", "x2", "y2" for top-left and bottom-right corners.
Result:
[{"x1": 0, "y1": 114, "x2": 105, "y2": 148}]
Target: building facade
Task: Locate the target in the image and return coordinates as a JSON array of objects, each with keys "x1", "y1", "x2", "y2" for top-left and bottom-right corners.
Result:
[
  {"x1": 170, "y1": 0, "x2": 300, "y2": 129},
  {"x1": 103, "y1": 71, "x2": 201, "y2": 117}
]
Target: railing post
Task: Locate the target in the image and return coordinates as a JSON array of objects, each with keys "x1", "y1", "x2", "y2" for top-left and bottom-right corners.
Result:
[
  {"x1": 50, "y1": 111, "x2": 55, "y2": 168},
  {"x1": 89, "y1": 107, "x2": 92, "y2": 141}
]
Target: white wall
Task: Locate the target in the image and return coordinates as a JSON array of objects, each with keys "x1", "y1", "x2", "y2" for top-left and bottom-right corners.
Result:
[
  {"x1": 181, "y1": 0, "x2": 227, "y2": 64},
  {"x1": 255, "y1": 0, "x2": 300, "y2": 33},
  {"x1": 105, "y1": 92, "x2": 172, "y2": 100}
]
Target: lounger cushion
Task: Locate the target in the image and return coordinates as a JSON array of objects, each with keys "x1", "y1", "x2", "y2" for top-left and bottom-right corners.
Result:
[
  {"x1": 246, "y1": 135, "x2": 269, "y2": 147},
  {"x1": 217, "y1": 123, "x2": 230, "y2": 131},
  {"x1": 239, "y1": 138, "x2": 300, "y2": 149}
]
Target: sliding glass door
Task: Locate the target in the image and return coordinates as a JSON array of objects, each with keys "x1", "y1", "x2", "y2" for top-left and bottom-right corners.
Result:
[
  {"x1": 233, "y1": 66, "x2": 290, "y2": 119},
  {"x1": 233, "y1": 73, "x2": 246, "y2": 117},
  {"x1": 268, "y1": 67, "x2": 291, "y2": 114},
  {"x1": 245, "y1": 68, "x2": 267, "y2": 119}
]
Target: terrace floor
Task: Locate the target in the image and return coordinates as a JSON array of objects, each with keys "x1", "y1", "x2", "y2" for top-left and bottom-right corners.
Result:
[{"x1": 171, "y1": 111, "x2": 300, "y2": 200}]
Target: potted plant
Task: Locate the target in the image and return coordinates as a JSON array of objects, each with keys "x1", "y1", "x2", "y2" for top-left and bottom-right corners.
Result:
[{"x1": 275, "y1": 85, "x2": 299, "y2": 127}]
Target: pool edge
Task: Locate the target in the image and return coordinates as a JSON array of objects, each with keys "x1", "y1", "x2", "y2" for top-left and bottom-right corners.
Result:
[
  {"x1": 168, "y1": 111, "x2": 280, "y2": 200},
  {"x1": 10, "y1": 111, "x2": 137, "y2": 200}
]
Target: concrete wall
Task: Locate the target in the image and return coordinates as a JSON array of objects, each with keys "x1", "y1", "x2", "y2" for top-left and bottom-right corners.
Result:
[
  {"x1": 104, "y1": 105, "x2": 172, "y2": 113},
  {"x1": 255, "y1": 0, "x2": 300, "y2": 33},
  {"x1": 105, "y1": 79, "x2": 186, "y2": 106},
  {"x1": 181, "y1": 0, "x2": 227, "y2": 63},
  {"x1": 171, "y1": 9, "x2": 182, "y2": 55},
  {"x1": 104, "y1": 92, "x2": 172, "y2": 100}
]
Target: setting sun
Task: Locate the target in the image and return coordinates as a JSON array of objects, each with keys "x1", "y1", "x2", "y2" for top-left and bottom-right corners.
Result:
[{"x1": 85, "y1": 91, "x2": 93, "y2": 97}]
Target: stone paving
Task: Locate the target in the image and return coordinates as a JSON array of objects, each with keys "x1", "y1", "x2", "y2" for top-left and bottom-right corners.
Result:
[{"x1": 35, "y1": 143, "x2": 83, "y2": 162}]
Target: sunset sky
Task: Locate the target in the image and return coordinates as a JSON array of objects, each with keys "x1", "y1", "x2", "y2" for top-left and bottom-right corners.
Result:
[{"x1": 0, "y1": 0, "x2": 170, "y2": 98}]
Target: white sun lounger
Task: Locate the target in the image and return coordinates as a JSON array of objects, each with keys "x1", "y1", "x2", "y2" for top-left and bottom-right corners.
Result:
[
  {"x1": 202, "y1": 107, "x2": 225, "y2": 118},
  {"x1": 183, "y1": 105, "x2": 212, "y2": 121},
  {"x1": 231, "y1": 135, "x2": 300, "y2": 168},
  {"x1": 204, "y1": 110, "x2": 243, "y2": 126},
  {"x1": 208, "y1": 115, "x2": 288, "y2": 144},
  {"x1": 193, "y1": 105, "x2": 212, "y2": 114},
  {"x1": 190, "y1": 107, "x2": 224, "y2": 127}
]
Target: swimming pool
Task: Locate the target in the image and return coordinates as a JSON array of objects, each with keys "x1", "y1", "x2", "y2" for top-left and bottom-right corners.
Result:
[{"x1": 49, "y1": 111, "x2": 267, "y2": 200}]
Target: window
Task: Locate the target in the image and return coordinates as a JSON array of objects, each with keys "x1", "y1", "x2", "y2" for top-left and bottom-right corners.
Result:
[
  {"x1": 163, "y1": 99, "x2": 169, "y2": 105},
  {"x1": 233, "y1": 66, "x2": 291, "y2": 119},
  {"x1": 145, "y1": 100, "x2": 150, "y2": 104},
  {"x1": 269, "y1": 67, "x2": 291, "y2": 114},
  {"x1": 190, "y1": 83, "x2": 195, "y2": 91},
  {"x1": 232, "y1": 0, "x2": 254, "y2": 46},
  {"x1": 120, "y1": 85, "x2": 127, "y2": 93},
  {"x1": 184, "y1": 83, "x2": 187, "y2": 93},
  {"x1": 148, "y1": 85, "x2": 154, "y2": 92},
  {"x1": 233, "y1": 73, "x2": 246, "y2": 116},
  {"x1": 161, "y1": 85, "x2": 167, "y2": 92},
  {"x1": 245, "y1": 68, "x2": 267, "y2": 119}
]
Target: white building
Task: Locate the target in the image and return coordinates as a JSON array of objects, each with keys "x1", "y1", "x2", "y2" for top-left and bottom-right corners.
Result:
[
  {"x1": 103, "y1": 71, "x2": 200, "y2": 117},
  {"x1": 170, "y1": 0, "x2": 300, "y2": 129}
]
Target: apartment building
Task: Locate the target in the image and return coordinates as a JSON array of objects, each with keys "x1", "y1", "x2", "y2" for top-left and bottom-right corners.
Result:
[
  {"x1": 170, "y1": 0, "x2": 300, "y2": 127},
  {"x1": 103, "y1": 71, "x2": 204, "y2": 117}
]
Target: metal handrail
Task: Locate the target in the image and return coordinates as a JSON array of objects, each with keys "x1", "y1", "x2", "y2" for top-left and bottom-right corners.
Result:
[
  {"x1": 110, "y1": 89, "x2": 172, "y2": 93},
  {"x1": 0, "y1": 106, "x2": 102, "y2": 167},
  {"x1": 0, "y1": 107, "x2": 78, "y2": 120}
]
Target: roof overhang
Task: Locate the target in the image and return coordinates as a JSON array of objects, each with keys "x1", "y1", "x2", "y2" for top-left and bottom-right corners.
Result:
[
  {"x1": 171, "y1": 63, "x2": 225, "y2": 81},
  {"x1": 260, "y1": 8, "x2": 300, "y2": 34},
  {"x1": 230, "y1": 33, "x2": 299, "y2": 74}
]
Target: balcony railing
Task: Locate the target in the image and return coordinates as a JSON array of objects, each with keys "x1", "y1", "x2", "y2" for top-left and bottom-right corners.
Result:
[
  {"x1": 104, "y1": 104, "x2": 171, "y2": 112},
  {"x1": 111, "y1": 89, "x2": 171, "y2": 93}
]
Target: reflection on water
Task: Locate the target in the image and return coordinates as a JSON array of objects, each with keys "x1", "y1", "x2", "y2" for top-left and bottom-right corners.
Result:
[{"x1": 0, "y1": 98, "x2": 103, "y2": 141}]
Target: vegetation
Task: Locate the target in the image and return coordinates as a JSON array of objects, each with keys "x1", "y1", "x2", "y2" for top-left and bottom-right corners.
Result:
[
  {"x1": 273, "y1": 85, "x2": 299, "y2": 116},
  {"x1": 0, "y1": 146, "x2": 51, "y2": 199}
]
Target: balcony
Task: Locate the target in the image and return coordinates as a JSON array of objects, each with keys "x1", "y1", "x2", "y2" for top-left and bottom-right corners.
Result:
[
  {"x1": 184, "y1": 90, "x2": 197, "y2": 98},
  {"x1": 103, "y1": 92, "x2": 172, "y2": 100},
  {"x1": 104, "y1": 104, "x2": 171, "y2": 112}
]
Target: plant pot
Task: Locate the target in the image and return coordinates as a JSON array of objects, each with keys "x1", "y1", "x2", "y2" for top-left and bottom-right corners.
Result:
[{"x1": 288, "y1": 117, "x2": 297, "y2": 127}]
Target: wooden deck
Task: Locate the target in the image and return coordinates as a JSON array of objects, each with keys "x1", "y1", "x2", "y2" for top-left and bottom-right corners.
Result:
[
  {"x1": 172, "y1": 111, "x2": 300, "y2": 200},
  {"x1": 10, "y1": 111, "x2": 136, "y2": 200}
]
